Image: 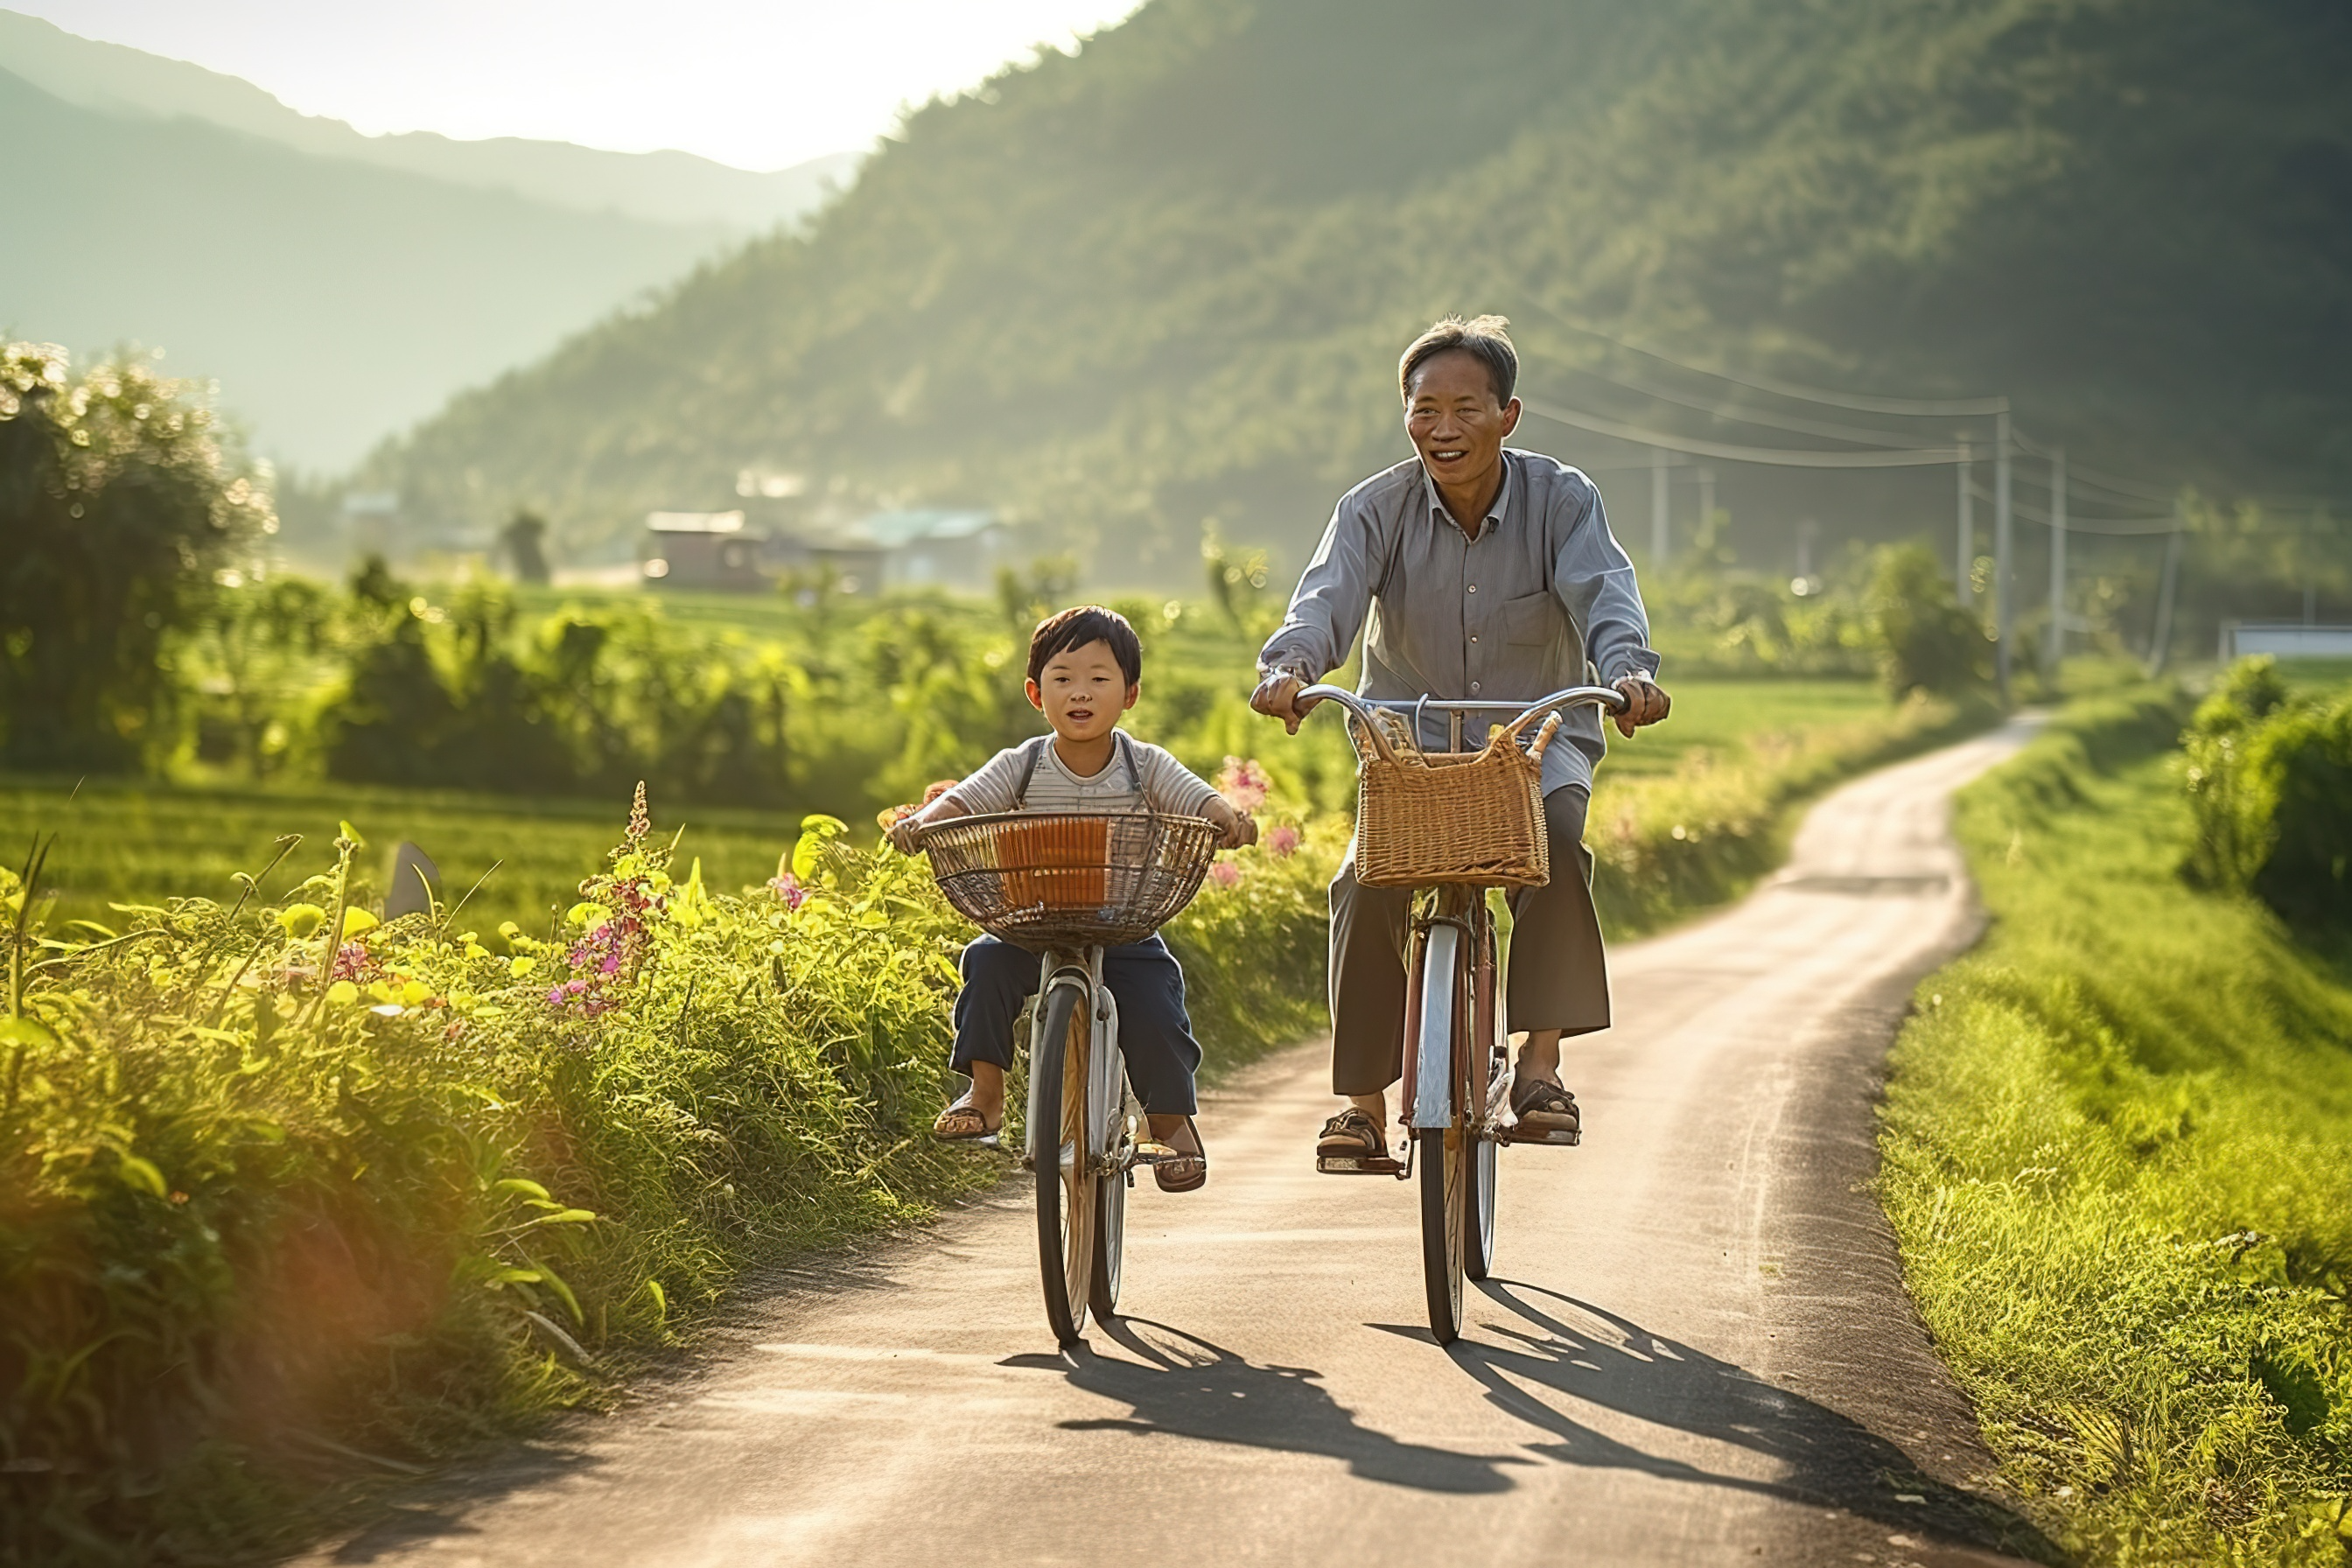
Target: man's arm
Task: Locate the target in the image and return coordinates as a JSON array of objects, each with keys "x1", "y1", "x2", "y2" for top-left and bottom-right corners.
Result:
[
  {"x1": 1250, "y1": 492, "x2": 1384, "y2": 732},
  {"x1": 1552, "y1": 480, "x2": 1670, "y2": 738}
]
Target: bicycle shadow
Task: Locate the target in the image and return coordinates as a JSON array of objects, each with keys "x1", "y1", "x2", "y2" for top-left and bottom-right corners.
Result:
[
  {"x1": 1036, "y1": 1316, "x2": 1523, "y2": 1494},
  {"x1": 1413, "y1": 1280, "x2": 2061, "y2": 1563}
]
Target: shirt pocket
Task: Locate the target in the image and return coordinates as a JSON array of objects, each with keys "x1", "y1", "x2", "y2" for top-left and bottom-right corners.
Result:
[{"x1": 1502, "y1": 591, "x2": 1558, "y2": 648}]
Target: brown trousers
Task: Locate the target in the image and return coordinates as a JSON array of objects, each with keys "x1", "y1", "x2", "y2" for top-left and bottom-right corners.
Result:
[{"x1": 1326, "y1": 785, "x2": 1609, "y2": 1096}]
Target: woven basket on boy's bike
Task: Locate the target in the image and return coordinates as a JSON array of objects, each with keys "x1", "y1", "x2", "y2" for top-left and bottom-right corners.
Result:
[
  {"x1": 1292, "y1": 682, "x2": 1628, "y2": 1346},
  {"x1": 918, "y1": 810, "x2": 1222, "y2": 1347}
]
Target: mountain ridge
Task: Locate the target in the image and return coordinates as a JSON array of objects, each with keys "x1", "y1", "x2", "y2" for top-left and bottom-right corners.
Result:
[{"x1": 0, "y1": 9, "x2": 859, "y2": 229}]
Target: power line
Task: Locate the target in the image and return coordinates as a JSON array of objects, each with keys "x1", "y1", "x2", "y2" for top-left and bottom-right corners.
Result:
[
  {"x1": 1546, "y1": 364, "x2": 1939, "y2": 449},
  {"x1": 1519, "y1": 399, "x2": 1963, "y2": 467},
  {"x1": 1507, "y1": 291, "x2": 2009, "y2": 416}
]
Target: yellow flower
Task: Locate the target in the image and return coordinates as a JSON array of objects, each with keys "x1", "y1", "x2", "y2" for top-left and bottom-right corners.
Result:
[
  {"x1": 277, "y1": 903, "x2": 326, "y2": 937},
  {"x1": 339, "y1": 908, "x2": 379, "y2": 940},
  {"x1": 326, "y1": 980, "x2": 360, "y2": 1007},
  {"x1": 509, "y1": 956, "x2": 536, "y2": 978},
  {"x1": 402, "y1": 979, "x2": 430, "y2": 1006}
]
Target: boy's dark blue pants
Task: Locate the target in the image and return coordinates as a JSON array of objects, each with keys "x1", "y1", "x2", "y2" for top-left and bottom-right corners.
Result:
[{"x1": 952, "y1": 934, "x2": 1201, "y2": 1115}]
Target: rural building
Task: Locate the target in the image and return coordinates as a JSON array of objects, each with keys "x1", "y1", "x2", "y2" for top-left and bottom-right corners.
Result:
[{"x1": 640, "y1": 511, "x2": 765, "y2": 590}]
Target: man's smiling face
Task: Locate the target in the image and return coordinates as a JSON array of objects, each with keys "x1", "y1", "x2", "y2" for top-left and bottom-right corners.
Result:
[
  {"x1": 1404, "y1": 347, "x2": 1521, "y2": 497},
  {"x1": 1026, "y1": 638, "x2": 1138, "y2": 743}
]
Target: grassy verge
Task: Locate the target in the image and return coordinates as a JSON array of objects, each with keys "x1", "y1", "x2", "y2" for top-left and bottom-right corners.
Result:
[{"x1": 1880, "y1": 687, "x2": 2352, "y2": 1563}]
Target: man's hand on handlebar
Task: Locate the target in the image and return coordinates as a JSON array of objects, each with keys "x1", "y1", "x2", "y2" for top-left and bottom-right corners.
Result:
[
  {"x1": 1250, "y1": 671, "x2": 1320, "y2": 734},
  {"x1": 1612, "y1": 674, "x2": 1671, "y2": 738}
]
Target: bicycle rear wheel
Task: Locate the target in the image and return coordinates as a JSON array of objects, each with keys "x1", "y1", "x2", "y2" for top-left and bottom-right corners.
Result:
[{"x1": 1031, "y1": 981, "x2": 1096, "y2": 1346}]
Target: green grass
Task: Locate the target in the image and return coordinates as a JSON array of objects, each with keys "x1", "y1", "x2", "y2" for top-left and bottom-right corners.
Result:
[
  {"x1": 1880, "y1": 687, "x2": 2352, "y2": 1563},
  {"x1": 0, "y1": 776, "x2": 807, "y2": 943}
]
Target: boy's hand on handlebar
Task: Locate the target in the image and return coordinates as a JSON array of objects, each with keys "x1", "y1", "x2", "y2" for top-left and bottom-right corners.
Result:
[
  {"x1": 1222, "y1": 810, "x2": 1258, "y2": 850},
  {"x1": 1612, "y1": 675, "x2": 1671, "y2": 738},
  {"x1": 884, "y1": 812, "x2": 924, "y2": 856},
  {"x1": 1250, "y1": 672, "x2": 1318, "y2": 734}
]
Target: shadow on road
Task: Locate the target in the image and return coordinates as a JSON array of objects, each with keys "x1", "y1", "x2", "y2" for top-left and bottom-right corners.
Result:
[
  {"x1": 1040, "y1": 1316, "x2": 1524, "y2": 1494},
  {"x1": 1437, "y1": 1281, "x2": 2062, "y2": 1563}
]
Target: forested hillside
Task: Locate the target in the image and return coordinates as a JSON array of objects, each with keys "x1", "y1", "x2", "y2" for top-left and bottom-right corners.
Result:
[{"x1": 358, "y1": 0, "x2": 2352, "y2": 575}]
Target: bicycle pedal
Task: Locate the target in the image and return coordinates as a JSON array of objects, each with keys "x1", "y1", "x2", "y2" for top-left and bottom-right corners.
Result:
[
  {"x1": 1316, "y1": 1154, "x2": 1405, "y2": 1176},
  {"x1": 1500, "y1": 1126, "x2": 1581, "y2": 1147}
]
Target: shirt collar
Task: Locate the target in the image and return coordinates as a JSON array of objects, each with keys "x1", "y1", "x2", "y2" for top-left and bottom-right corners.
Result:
[{"x1": 1420, "y1": 450, "x2": 1517, "y2": 541}]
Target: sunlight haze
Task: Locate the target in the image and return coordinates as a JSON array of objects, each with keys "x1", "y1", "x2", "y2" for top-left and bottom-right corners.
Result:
[{"x1": 3, "y1": 0, "x2": 1145, "y2": 168}]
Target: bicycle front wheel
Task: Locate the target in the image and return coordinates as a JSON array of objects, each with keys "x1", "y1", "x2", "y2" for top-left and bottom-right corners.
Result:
[
  {"x1": 1031, "y1": 981, "x2": 1096, "y2": 1346},
  {"x1": 1418, "y1": 1124, "x2": 1467, "y2": 1344}
]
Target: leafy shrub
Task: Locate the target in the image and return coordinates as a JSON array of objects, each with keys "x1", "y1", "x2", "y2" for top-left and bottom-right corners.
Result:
[
  {"x1": 1867, "y1": 542, "x2": 1989, "y2": 698},
  {"x1": 0, "y1": 781, "x2": 1332, "y2": 1563},
  {"x1": 2182, "y1": 656, "x2": 2352, "y2": 923}
]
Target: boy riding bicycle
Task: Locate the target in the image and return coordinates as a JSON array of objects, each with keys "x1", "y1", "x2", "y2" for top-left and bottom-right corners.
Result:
[{"x1": 889, "y1": 606, "x2": 1256, "y2": 1192}]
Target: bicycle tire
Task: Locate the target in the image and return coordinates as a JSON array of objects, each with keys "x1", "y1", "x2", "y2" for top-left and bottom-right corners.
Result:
[
  {"x1": 1089, "y1": 1040, "x2": 1129, "y2": 1320},
  {"x1": 1418, "y1": 1124, "x2": 1467, "y2": 1344},
  {"x1": 1466, "y1": 920, "x2": 1501, "y2": 1282},
  {"x1": 1031, "y1": 981, "x2": 1095, "y2": 1346}
]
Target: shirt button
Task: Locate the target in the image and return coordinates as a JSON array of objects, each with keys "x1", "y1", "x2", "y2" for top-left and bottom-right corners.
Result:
[
  {"x1": 1470, "y1": 635, "x2": 1479, "y2": 643},
  {"x1": 1471, "y1": 682, "x2": 1482, "y2": 693},
  {"x1": 1466, "y1": 584, "x2": 1477, "y2": 594}
]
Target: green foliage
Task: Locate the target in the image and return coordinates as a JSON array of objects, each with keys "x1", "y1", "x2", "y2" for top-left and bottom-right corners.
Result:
[
  {"x1": 0, "y1": 343, "x2": 274, "y2": 772},
  {"x1": 1867, "y1": 542, "x2": 1990, "y2": 698},
  {"x1": 0, "y1": 788, "x2": 1335, "y2": 1562},
  {"x1": 1880, "y1": 685, "x2": 2352, "y2": 1563},
  {"x1": 353, "y1": 0, "x2": 2352, "y2": 568},
  {"x1": 2182, "y1": 657, "x2": 2352, "y2": 924},
  {"x1": 497, "y1": 509, "x2": 551, "y2": 585}
]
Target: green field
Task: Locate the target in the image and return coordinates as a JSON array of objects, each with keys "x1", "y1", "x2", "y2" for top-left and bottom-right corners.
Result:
[
  {"x1": 0, "y1": 673, "x2": 1914, "y2": 940},
  {"x1": 1880, "y1": 685, "x2": 2352, "y2": 1562}
]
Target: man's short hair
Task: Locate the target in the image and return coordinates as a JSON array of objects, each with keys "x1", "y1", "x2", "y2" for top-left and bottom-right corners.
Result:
[
  {"x1": 1398, "y1": 314, "x2": 1518, "y2": 407},
  {"x1": 1028, "y1": 605, "x2": 1143, "y2": 687}
]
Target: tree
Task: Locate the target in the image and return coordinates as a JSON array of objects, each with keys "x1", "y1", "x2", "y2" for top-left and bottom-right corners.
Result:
[
  {"x1": 498, "y1": 508, "x2": 552, "y2": 584},
  {"x1": 0, "y1": 343, "x2": 271, "y2": 770}
]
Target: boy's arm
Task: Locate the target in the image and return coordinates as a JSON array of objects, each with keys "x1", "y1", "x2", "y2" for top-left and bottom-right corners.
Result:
[
  {"x1": 886, "y1": 792, "x2": 970, "y2": 855},
  {"x1": 1200, "y1": 792, "x2": 1257, "y2": 850}
]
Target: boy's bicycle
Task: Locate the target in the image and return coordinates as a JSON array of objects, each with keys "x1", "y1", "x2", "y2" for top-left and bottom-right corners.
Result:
[
  {"x1": 916, "y1": 811, "x2": 1224, "y2": 1347},
  {"x1": 1290, "y1": 682, "x2": 1628, "y2": 1346}
]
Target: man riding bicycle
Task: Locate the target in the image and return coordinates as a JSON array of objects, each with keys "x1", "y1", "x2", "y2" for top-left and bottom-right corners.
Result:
[{"x1": 1249, "y1": 313, "x2": 1671, "y2": 1166}]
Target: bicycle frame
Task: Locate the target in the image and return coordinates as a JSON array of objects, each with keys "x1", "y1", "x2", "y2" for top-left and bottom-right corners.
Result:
[
  {"x1": 1029, "y1": 947, "x2": 1130, "y2": 1178},
  {"x1": 1298, "y1": 681, "x2": 1626, "y2": 1137}
]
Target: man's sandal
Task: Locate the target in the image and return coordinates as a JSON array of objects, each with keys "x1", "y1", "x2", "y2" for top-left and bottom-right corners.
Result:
[
  {"x1": 1508, "y1": 1077, "x2": 1582, "y2": 1146},
  {"x1": 1138, "y1": 1116, "x2": 1208, "y2": 1194},
  {"x1": 931, "y1": 1096, "x2": 1002, "y2": 1146},
  {"x1": 1316, "y1": 1108, "x2": 1403, "y2": 1175}
]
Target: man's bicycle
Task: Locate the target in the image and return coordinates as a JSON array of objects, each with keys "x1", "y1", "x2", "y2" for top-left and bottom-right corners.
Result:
[
  {"x1": 917, "y1": 811, "x2": 1224, "y2": 1347},
  {"x1": 1291, "y1": 683, "x2": 1629, "y2": 1346}
]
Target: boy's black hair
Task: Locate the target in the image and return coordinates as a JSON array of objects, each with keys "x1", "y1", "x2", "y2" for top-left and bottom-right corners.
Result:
[{"x1": 1028, "y1": 605, "x2": 1143, "y2": 688}]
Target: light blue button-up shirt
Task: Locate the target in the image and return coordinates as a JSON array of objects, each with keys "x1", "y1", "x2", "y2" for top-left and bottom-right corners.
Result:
[{"x1": 1257, "y1": 449, "x2": 1661, "y2": 796}]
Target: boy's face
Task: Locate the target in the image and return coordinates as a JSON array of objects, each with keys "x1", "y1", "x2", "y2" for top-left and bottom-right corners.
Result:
[{"x1": 1027, "y1": 639, "x2": 1138, "y2": 743}]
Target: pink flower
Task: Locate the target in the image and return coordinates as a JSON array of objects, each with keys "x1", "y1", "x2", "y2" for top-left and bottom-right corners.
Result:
[
  {"x1": 1214, "y1": 756, "x2": 1270, "y2": 813},
  {"x1": 330, "y1": 941, "x2": 371, "y2": 981},
  {"x1": 1266, "y1": 823, "x2": 1301, "y2": 858},
  {"x1": 1208, "y1": 860, "x2": 1241, "y2": 889},
  {"x1": 767, "y1": 872, "x2": 808, "y2": 911}
]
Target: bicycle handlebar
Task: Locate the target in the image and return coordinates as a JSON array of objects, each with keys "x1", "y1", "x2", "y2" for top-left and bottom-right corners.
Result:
[{"x1": 1291, "y1": 682, "x2": 1628, "y2": 766}]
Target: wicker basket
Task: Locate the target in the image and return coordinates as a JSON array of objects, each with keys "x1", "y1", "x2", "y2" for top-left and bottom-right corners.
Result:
[
  {"x1": 1350, "y1": 708, "x2": 1561, "y2": 889},
  {"x1": 922, "y1": 811, "x2": 1223, "y2": 951}
]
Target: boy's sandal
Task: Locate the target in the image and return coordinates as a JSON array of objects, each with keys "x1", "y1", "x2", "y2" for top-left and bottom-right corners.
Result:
[
  {"x1": 1509, "y1": 1077, "x2": 1580, "y2": 1135},
  {"x1": 931, "y1": 1096, "x2": 1001, "y2": 1144},
  {"x1": 1145, "y1": 1116, "x2": 1207, "y2": 1194}
]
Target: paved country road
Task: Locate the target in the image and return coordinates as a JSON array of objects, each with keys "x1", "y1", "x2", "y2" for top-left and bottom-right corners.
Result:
[{"x1": 304, "y1": 723, "x2": 2058, "y2": 1568}]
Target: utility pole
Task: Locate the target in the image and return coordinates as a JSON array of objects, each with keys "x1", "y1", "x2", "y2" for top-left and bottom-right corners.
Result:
[
  {"x1": 1650, "y1": 447, "x2": 1670, "y2": 565},
  {"x1": 2045, "y1": 445, "x2": 2067, "y2": 681},
  {"x1": 2147, "y1": 504, "x2": 2184, "y2": 676},
  {"x1": 1956, "y1": 439, "x2": 1974, "y2": 596},
  {"x1": 1993, "y1": 408, "x2": 2013, "y2": 699}
]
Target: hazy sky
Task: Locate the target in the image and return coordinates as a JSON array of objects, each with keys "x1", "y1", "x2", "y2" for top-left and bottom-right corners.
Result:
[{"x1": 10, "y1": 0, "x2": 1144, "y2": 170}]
